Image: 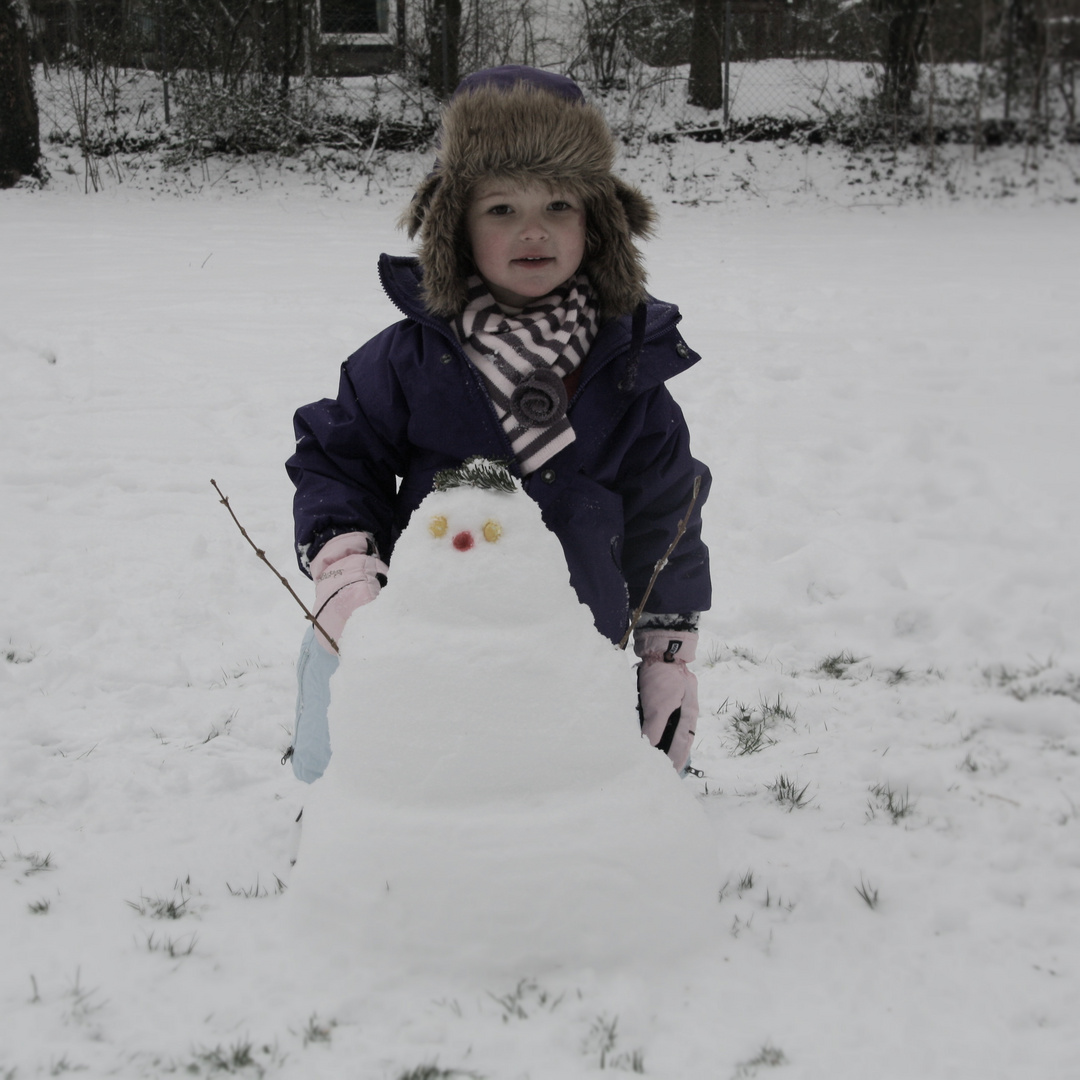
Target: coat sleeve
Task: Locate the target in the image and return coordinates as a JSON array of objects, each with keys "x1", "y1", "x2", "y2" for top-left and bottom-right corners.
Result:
[
  {"x1": 615, "y1": 385, "x2": 712, "y2": 618},
  {"x1": 286, "y1": 326, "x2": 413, "y2": 575}
]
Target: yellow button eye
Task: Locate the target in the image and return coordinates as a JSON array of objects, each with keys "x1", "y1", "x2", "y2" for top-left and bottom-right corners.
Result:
[
  {"x1": 429, "y1": 515, "x2": 448, "y2": 538},
  {"x1": 482, "y1": 519, "x2": 502, "y2": 543}
]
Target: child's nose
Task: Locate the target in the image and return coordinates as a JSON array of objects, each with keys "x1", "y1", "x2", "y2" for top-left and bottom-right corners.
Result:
[{"x1": 519, "y1": 214, "x2": 548, "y2": 240}]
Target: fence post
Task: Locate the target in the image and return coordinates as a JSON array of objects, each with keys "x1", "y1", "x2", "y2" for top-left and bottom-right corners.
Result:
[
  {"x1": 723, "y1": 0, "x2": 731, "y2": 125},
  {"x1": 1004, "y1": 0, "x2": 1014, "y2": 122},
  {"x1": 157, "y1": 3, "x2": 170, "y2": 125},
  {"x1": 441, "y1": 0, "x2": 450, "y2": 97}
]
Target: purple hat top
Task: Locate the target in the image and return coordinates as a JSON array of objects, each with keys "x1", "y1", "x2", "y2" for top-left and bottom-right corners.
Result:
[{"x1": 452, "y1": 66, "x2": 585, "y2": 104}]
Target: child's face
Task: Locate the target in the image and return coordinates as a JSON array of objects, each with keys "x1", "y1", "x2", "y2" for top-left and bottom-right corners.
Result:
[{"x1": 465, "y1": 180, "x2": 586, "y2": 308}]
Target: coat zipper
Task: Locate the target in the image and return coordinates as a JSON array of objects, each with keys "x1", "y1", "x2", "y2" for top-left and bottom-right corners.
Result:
[{"x1": 379, "y1": 268, "x2": 522, "y2": 469}]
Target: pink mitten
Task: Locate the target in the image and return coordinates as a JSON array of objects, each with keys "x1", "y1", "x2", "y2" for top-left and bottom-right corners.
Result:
[
  {"x1": 634, "y1": 629, "x2": 699, "y2": 773},
  {"x1": 310, "y1": 532, "x2": 388, "y2": 652}
]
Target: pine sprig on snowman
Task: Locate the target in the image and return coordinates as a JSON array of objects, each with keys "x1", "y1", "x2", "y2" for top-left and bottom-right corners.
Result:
[{"x1": 432, "y1": 456, "x2": 517, "y2": 494}]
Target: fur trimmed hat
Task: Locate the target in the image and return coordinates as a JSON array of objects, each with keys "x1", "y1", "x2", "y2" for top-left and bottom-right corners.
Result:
[{"x1": 401, "y1": 66, "x2": 656, "y2": 320}]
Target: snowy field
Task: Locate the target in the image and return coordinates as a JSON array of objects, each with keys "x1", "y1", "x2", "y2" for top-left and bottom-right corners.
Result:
[{"x1": 2, "y1": 147, "x2": 1080, "y2": 1079}]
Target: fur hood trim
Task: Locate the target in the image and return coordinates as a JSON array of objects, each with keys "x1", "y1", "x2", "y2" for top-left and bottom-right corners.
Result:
[{"x1": 400, "y1": 76, "x2": 656, "y2": 320}]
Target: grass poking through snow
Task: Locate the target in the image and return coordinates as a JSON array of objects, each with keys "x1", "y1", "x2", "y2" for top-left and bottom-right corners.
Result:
[
  {"x1": 299, "y1": 1013, "x2": 336, "y2": 1047},
  {"x1": 732, "y1": 1043, "x2": 788, "y2": 1078},
  {"x1": 816, "y1": 651, "x2": 866, "y2": 679},
  {"x1": 225, "y1": 875, "x2": 287, "y2": 899},
  {"x1": 126, "y1": 878, "x2": 193, "y2": 920},
  {"x1": 856, "y1": 877, "x2": 880, "y2": 910},
  {"x1": 395, "y1": 1067, "x2": 483, "y2": 1080},
  {"x1": 487, "y1": 978, "x2": 564, "y2": 1022},
  {"x1": 719, "y1": 694, "x2": 796, "y2": 756},
  {"x1": 768, "y1": 774, "x2": 813, "y2": 811},
  {"x1": 143, "y1": 931, "x2": 197, "y2": 958},
  {"x1": 867, "y1": 783, "x2": 916, "y2": 824}
]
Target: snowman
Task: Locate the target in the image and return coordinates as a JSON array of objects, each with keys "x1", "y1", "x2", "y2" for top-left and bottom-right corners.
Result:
[{"x1": 287, "y1": 459, "x2": 718, "y2": 976}]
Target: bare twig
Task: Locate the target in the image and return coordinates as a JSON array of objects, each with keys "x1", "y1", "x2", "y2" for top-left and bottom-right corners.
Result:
[
  {"x1": 210, "y1": 479, "x2": 339, "y2": 653},
  {"x1": 619, "y1": 474, "x2": 702, "y2": 650}
]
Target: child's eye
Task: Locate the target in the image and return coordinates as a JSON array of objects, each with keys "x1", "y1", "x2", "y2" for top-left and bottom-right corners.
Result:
[
  {"x1": 548, "y1": 201, "x2": 572, "y2": 212},
  {"x1": 487, "y1": 204, "x2": 513, "y2": 215}
]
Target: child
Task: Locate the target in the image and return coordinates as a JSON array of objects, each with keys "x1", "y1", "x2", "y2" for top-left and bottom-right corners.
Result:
[{"x1": 286, "y1": 65, "x2": 711, "y2": 781}]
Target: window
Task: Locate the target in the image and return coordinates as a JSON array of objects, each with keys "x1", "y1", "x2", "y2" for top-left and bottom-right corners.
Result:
[{"x1": 321, "y1": 0, "x2": 388, "y2": 35}]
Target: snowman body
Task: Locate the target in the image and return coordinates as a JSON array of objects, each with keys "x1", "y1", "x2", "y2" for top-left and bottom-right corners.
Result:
[{"x1": 288, "y1": 469, "x2": 718, "y2": 975}]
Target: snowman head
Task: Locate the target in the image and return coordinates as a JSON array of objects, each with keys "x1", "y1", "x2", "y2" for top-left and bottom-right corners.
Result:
[
  {"x1": 424, "y1": 458, "x2": 515, "y2": 565},
  {"x1": 384, "y1": 457, "x2": 583, "y2": 628}
]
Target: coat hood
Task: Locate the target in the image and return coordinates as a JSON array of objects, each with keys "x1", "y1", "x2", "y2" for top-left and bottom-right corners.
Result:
[{"x1": 400, "y1": 66, "x2": 656, "y2": 322}]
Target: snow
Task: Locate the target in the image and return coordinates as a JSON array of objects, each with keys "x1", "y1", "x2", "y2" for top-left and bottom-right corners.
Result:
[
  {"x1": 2, "y1": 147, "x2": 1080, "y2": 1078},
  {"x1": 289, "y1": 478, "x2": 718, "y2": 976}
]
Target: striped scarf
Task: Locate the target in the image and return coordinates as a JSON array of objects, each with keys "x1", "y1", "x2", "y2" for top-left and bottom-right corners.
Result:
[{"x1": 454, "y1": 274, "x2": 599, "y2": 476}]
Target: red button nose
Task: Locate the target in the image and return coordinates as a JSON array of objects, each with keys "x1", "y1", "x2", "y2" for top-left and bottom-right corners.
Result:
[{"x1": 453, "y1": 530, "x2": 474, "y2": 551}]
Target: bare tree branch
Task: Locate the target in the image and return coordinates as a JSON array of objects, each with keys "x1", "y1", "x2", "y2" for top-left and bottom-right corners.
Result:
[
  {"x1": 619, "y1": 474, "x2": 703, "y2": 650},
  {"x1": 211, "y1": 479, "x2": 339, "y2": 654}
]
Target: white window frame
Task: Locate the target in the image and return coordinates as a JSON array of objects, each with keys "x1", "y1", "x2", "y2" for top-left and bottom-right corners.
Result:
[{"x1": 320, "y1": 32, "x2": 395, "y2": 44}]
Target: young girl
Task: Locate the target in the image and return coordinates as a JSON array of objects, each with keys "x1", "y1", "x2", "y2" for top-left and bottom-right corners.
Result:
[{"x1": 286, "y1": 65, "x2": 711, "y2": 781}]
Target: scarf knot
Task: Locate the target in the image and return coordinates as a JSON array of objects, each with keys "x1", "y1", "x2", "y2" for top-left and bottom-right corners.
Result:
[{"x1": 510, "y1": 369, "x2": 568, "y2": 427}]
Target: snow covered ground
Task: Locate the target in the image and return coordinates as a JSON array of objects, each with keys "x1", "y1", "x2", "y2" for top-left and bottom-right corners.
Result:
[{"x1": 2, "y1": 144, "x2": 1079, "y2": 1079}]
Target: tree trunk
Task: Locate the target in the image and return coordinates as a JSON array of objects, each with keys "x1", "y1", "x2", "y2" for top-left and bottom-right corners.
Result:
[
  {"x1": 879, "y1": 0, "x2": 934, "y2": 113},
  {"x1": 689, "y1": 0, "x2": 724, "y2": 111},
  {"x1": 0, "y1": 0, "x2": 41, "y2": 186},
  {"x1": 428, "y1": 0, "x2": 461, "y2": 98}
]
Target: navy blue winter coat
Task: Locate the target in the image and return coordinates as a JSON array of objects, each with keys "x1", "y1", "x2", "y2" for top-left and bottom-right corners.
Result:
[{"x1": 287, "y1": 255, "x2": 711, "y2": 644}]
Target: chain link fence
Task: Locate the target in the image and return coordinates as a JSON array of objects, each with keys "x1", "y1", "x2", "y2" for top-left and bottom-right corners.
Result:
[{"x1": 26, "y1": 0, "x2": 1080, "y2": 187}]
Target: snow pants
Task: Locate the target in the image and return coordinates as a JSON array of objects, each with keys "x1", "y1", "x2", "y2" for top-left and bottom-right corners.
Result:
[{"x1": 290, "y1": 626, "x2": 337, "y2": 783}]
